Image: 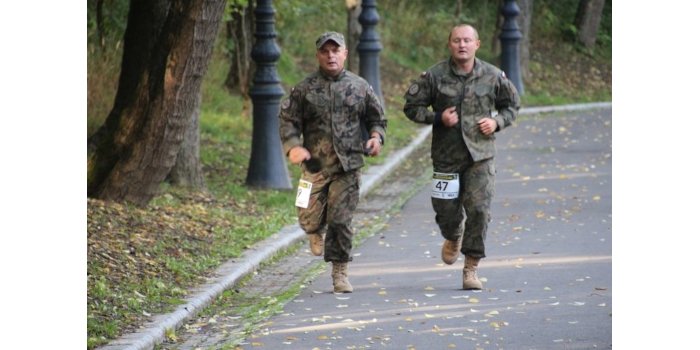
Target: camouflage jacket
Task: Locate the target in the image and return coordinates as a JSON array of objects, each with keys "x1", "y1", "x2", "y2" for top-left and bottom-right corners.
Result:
[
  {"x1": 403, "y1": 58, "x2": 520, "y2": 164},
  {"x1": 280, "y1": 69, "x2": 387, "y2": 173}
]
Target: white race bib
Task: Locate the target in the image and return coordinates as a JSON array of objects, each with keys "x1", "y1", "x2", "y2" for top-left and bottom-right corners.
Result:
[
  {"x1": 295, "y1": 179, "x2": 313, "y2": 208},
  {"x1": 431, "y1": 172, "x2": 459, "y2": 199}
]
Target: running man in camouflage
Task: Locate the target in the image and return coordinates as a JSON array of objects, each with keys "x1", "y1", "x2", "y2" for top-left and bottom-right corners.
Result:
[
  {"x1": 279, "y1": 31, "x2": 387, "y2": 293},
  {"x1": 403, "y1": 24, "x2": 520, "y2": 290}
]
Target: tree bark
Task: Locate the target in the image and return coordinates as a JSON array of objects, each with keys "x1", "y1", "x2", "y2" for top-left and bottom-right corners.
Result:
[
  {"x1": 574, "y1": 0, "x2": 605, "y2": 49},
  {"x1": 168, "y1": 93, "x2": 206, "y2": 189},
  {"x1": 87, "y1": 0, "x2": 226, "y2": 206},
  {"x1": 454, "y1": 0, "x2": 463, "y2": 19},
  {"x1": 345, "y1": 0, "x2": 362, "y2": 72},
  {"x1": 224, "y1": 0, "x2": 255, "y2": 101},
  {"x1": 492, "y1": 0, "x2": 504, "y2": 58},
  {"x1": 517, "y1": 0, "x2": 532, "y2": 80},
  {"x1": 88, "y1": 0, "x2": 171, "y2": 195},
  {"x1": 95, "y1": 0, "x2": 105, "y2": 48}
]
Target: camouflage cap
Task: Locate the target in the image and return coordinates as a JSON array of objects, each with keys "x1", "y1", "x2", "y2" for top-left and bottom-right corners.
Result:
[{"x1": 315, "y1": 31, "x2": 346, "y2": 49}]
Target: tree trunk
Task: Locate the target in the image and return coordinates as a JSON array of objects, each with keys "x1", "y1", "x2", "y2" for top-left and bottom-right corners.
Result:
[
  {"x1": 96, "y1": 0, "x2": 105, "y2": 48},
  {"x1": 492, "y1": 0, "x2": 504, "y2": 62},
  {"x1": 517, "y1": 0, "x2": 532, "y2": 80},
  {"x1": 88, "y1": 0, "x2": 171, "y2": 195},
  {"x1": 345, "y1": 0, "x2": 362, "y2": 72},
  {"x1": 87, "y1": 0, "x2": 226, "y2": 206},
  {"x1": 168, "y1": 93, "x2": 206, "y2": 189},
  {"x1": 224, "y1": 0, "x2": 255, "y2": 113},
  {"x1": 574, "y1": 0, "x2": 605, "y2": 49},
  {"x1": 454, "y1": 0, "x2": 463, "y2": 19}
]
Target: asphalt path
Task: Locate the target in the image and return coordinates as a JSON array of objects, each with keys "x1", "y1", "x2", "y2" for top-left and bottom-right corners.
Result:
[{"x1": 238, "y1": 106, "x2": 613, "y2": 349}]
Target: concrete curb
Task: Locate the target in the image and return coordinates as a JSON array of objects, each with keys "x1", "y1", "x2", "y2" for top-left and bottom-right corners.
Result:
[
  {"x1": 520, "y1": 101, "x2": 611, "y2": 115},
  {"x1": 96, "y1": 101, "x2": 611, "y2": 350}
]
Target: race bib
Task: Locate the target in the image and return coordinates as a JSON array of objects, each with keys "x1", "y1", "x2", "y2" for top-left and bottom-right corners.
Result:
[
  {"x1": 431, "y1": 172, "x2": 459, "y2": 199},
  {"x1": 295, "y1": 179, "x2": 312, "y2": 208}
]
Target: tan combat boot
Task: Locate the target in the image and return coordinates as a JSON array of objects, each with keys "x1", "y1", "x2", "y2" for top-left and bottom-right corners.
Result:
[
  {"x1": 308, "y1": 233, "x2": 324, "y2": 256},
  {"x1": 331, "y1": 262, "x2": 353, "y2": 293},
  {"x1": 463, "y1": 256, "x2": 483, "y2": 290},
  {"x1": 441, "y1": 238, "x2": 462, "y2": 265}
]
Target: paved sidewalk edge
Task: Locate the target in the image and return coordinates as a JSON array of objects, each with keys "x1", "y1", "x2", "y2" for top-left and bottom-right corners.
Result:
[
  {"x1": 520, "y1": 101, "x2": 611, "y2": 115},
  {"x1": 96, "y1": 101, "x2": 611, "y2": 350}
]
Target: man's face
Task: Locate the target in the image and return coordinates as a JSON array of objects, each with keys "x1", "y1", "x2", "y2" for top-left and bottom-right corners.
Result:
[
  {"x1": 448, "y1": 26, "x2": 480, "y2": 64},
  {"x1": 316, "y1": 41, "x2": 348, "y2": 76}
]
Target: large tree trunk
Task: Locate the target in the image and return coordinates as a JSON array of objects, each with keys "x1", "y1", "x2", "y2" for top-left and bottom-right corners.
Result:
[
  {"x1": 168, "y1": 93, "x2": 206, "y2": 189},
  {"x1": 224, "y1": 0, "x2": 255, "y2": 113},
  {"x1": 574, "y1": 0, "x2": 605, "y2": 49},
  {"x1": 492, "y1": 0, "x2": 504, "y2": 58},
  {"x1": 95, "y1": 0, "x2": 105, "y2": 48},
  {"x1": 88, "y1": 0, "x2": 171, "y2": 195},
  {"x1": 87, "y1": 0, "x2": 226, "y2": 206},
  {"x1": 345, "y1": 0, "x2": 362, "y2": 72},
  {"x1": 517, "y1": 0, "x2": 532, "y2": 80}
]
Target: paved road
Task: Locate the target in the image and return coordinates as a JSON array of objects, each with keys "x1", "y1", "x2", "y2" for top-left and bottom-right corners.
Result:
[{"x1": 237, "y1": 107, "x2": 612, "y2": 349}]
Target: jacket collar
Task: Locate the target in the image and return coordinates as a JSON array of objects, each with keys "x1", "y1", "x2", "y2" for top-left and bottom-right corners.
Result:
[
  {"x1": 318, "y1": 68, "x2": 346, "y2": 81},
  {"x1": 448, "y1": 57, "x2": 482, "y2": 78}
]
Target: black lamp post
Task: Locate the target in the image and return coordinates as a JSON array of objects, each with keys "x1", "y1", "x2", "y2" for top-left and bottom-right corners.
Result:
[
  {"x1": 245, "y1": 0, "x2": 292, "y2": 189},
  {"x1": 499, "y1": 0, "x2": 525, "y2": 95},
  {"x1": 357, "y1": 0, "x2": 384, "y2": 107}
]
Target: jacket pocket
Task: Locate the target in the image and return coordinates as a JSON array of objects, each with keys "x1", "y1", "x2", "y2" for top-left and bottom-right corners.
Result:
[
  {"x1": 473, "y1": 84, "x2": 495, "y2": 115},
  {"x1": 304, "y1": 93, "x2": 329, "y2": 119},
  {"x1": 436, "y1": 79, "x2": 461, "y2": 112}
]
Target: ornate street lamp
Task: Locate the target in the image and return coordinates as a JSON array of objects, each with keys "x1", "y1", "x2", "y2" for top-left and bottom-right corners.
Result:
[
  {"x1": 245, "y1": 0, "x2": 292, "y2": 189},
  {"x1": 357, "y1": 0, "x2": 384, "y2": 107},
  {"x1": 500, "y1": 0, "x2": 525, "y2": 95}
]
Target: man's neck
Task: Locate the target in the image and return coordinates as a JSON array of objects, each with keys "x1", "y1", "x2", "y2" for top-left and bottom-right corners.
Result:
[
  {"x1": 319, "y1": 68, "x2": 344, "y2": 80},
  {"x1": 452, "y1": 57, "x2": 475, "y2": 74}
]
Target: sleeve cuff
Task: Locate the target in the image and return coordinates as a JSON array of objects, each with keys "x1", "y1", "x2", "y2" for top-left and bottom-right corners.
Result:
[
  {"x1": 433, "y1": 111, "x2": 442, "y2": 126},
  {"x1": 493, "y1": 115, "x2": 505, "y2": 131},
  {"x1": 282, "y1": 137, "x2": 302, "y2": 155},
  {"x1": 369, "y1": 127, "x2": 386, "y2": 145}
]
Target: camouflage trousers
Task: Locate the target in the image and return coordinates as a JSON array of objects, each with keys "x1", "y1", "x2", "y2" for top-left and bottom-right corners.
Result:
[
  {"x1": 297, "y1": 169, "x2": 360, "y2": 263},
  {"x1": 431, "y1": 157, "x2": 495, "y2": 259}
]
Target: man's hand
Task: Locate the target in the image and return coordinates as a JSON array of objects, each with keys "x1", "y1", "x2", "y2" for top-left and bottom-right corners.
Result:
[
  {"x1": 365, "y1": 137, "x2": 382, "y2": 157},
  {"x1": 441, "y1": 106, "x2": 459, "y2": 127},
  {"x1": 288, "y1": 146, "x2": 311, "y2": 164},
  {"x1": 477, "y1": 118, "x2": 497, "y2": 135}
]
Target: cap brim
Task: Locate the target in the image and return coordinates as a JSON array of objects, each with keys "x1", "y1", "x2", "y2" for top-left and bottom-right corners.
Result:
[{"x1": 317, "y1": 39, "x2": 344, "y2": 49}]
